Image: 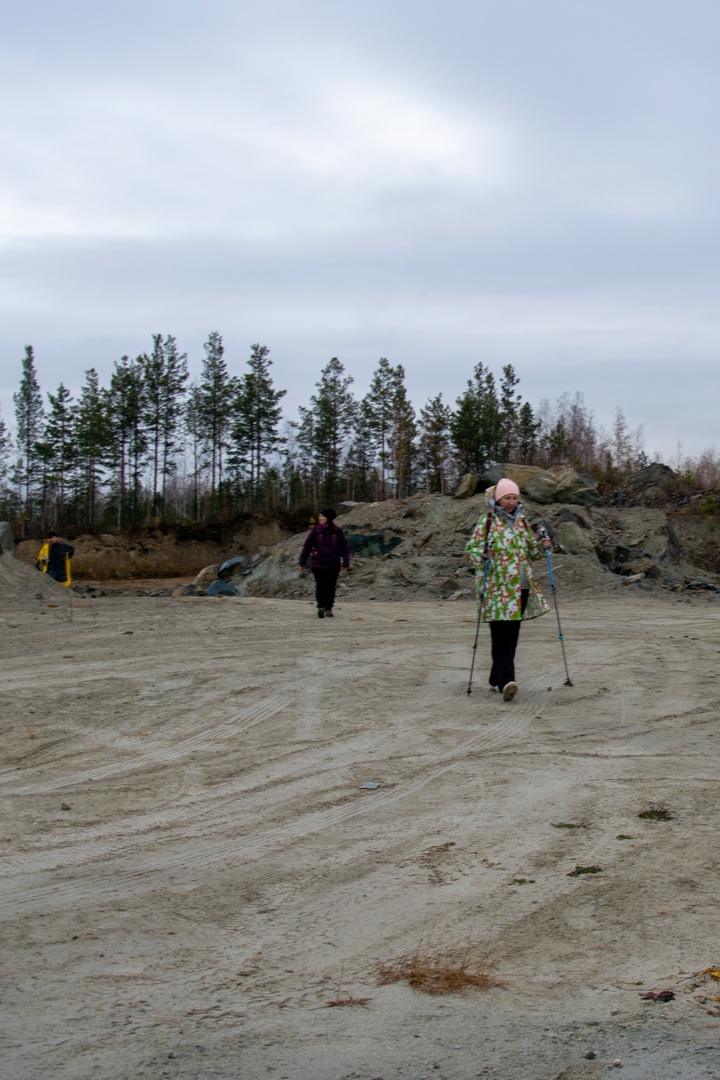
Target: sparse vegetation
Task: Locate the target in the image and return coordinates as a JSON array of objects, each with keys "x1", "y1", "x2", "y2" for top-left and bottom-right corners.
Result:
[
  {"x1": 567, "y1": 865, "x2": 603, "y2": 876},
  {"x1": 376, "y1": 940, "x2": 501, "y2": 996},
  {"x1": 638, "y1": 802, "x2": 674, "y2": 821},
  {"x1": 324, "y1": 991, "x2": 372, "y2": 1009}
]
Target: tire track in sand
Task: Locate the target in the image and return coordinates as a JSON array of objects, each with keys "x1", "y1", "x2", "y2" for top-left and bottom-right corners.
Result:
[{"x1": 0, "y1": 669, "x2": 557, "y2": 917}]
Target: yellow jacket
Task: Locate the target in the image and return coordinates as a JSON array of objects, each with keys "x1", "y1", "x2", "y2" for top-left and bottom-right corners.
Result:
[{"x1": 36, "y1": 542, "x2": 73, "y2": 586}]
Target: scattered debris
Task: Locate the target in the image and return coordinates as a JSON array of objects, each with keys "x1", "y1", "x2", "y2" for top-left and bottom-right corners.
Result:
[
  {"x1": 640, "y1": 989, "x2": 675, "y2": 1002},
  {"x1": 685, "y1": 580, "x2": 719, "y2": 592},
  {"x1": 696, "y1": 966, "x2": 720, "y2": 985},
  {"x1": 567, "y1": 865, "x2": 602, "y2": 876},
  {"x1": 359, "y1": 782, "x2": 381, "y2": 790}
]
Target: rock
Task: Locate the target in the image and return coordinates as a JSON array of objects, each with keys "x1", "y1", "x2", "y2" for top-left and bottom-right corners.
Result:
[
  {"x1": 205, "y1": 579, "x2": 239, "y2": 596},
  {"x1": 195, "y1": 564, "x2": 219, "y2": 589},
  {"x1": 610, "y1": 463, "x2": 692, "y2": 508},
  {"x1": 553, "y1": 522, "x2": 598, "y2": 559},
  {"x1": 524, "y1": 465, "x2": 601, "y2": 506},
  {"x1": 218, "y1": 556, "x2": 246, "y2": 578},
  {"x1": 454, "y1": 473, "x2": 480, "y2": 499},
  {"x1": 521, "y1": 472, "x2": 557, "y2": 503},
  {"x1": 344, "y1": 527, "x2": 403, "y2": 558},
  {"x1": 551, "y1": 465, "x2": 601, "y2": 505},
  {"x1": 487, "y1": 464, "x2": 547, "y2": 491}
]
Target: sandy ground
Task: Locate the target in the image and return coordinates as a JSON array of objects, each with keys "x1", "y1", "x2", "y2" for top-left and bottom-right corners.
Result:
[{"x1": 2, "y1": 575, "x2": 720, "y2": 1080}]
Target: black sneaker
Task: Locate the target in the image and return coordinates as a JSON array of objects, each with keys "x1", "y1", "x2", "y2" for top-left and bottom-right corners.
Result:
[
  {"x1": 325, "y1": 611, "x2": 334, "y2": 617},
  {"x1": 317, "y1": 607, "x2": 325, "y2": 618}
]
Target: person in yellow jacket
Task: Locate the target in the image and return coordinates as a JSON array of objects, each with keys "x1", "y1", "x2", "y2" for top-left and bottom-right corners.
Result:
[{"x1": 36, "y1": 531, "x2": 74, "y2": 586}]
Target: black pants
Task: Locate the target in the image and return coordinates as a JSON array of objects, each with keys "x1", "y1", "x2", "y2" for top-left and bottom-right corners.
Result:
[
  {"x1": 312, "y1": 567, "x2": 340, "y2": 612},
  {"x1": 488, "y1": 590, "x2": 528, "y2": 690}
]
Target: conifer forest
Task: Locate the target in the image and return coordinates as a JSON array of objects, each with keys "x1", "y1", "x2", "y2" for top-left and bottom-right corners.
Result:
[{"x1": 1, "y1": 333, "x2": 716, "y2": 534}]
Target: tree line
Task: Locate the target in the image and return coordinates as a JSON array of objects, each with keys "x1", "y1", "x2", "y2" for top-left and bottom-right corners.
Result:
[{"x1": 0, "y1": 332, "x2": 691, "y2": 534}]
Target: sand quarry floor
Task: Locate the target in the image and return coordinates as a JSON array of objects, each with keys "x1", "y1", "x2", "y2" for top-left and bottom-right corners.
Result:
[{"x1": 2, "y1": 567, "x2": 720, "y2": 1079}]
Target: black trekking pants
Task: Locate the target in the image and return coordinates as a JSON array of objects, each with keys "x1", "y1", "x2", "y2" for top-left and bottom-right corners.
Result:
[
  {"x1": 488, "y1": 590, "x2": 528, "y2": 690},
  {"x1": 312, "y1": 567, "x2": 340, "y2": 612}
]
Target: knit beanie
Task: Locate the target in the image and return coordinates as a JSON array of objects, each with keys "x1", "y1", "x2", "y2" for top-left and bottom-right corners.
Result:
[
  {"x1": 320, "y1": 508, "x2": 337, "y2": 522},
  {"x1": 494, "y1": 478, "x2": 520, "y2": 501}
]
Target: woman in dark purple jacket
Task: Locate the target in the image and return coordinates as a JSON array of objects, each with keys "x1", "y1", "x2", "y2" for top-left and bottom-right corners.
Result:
[{"x1": 298, "y1": 508, "x2": 350, "y2": 618}]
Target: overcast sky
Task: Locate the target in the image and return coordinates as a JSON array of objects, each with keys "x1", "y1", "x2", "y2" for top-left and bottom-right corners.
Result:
[{"x1": 2, "y1": 0, "x2": 718, "y2": 463}]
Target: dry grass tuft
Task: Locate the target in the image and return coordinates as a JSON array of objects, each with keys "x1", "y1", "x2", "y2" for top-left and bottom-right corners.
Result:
[
  {"x1": 638, "y1": 801, "x2": 674, "y2": 821},
  {"x1": 376, "y1": 943, "x2": 501, "y2": 996},
  {"x1": 323, "y1": 968, "x2": 373, "y2": 1009},
  {"x1": 324, "y1": 992, "x2": 373, "y2": 1008}
]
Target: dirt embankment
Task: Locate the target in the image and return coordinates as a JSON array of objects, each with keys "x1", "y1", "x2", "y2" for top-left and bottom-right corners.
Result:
[
  {"x1": 14, "y1": 516, "x2": 291, "y2": 581},
  {"x1": 11, "y1": 495, "x2": 720, "y2": 600}
]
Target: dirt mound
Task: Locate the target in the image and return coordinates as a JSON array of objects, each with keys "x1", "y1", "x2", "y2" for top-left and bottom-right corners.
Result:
[
  {"x1": 228, "y1": 493, "x2": 718, "y2": 603},
  {"x1": 0, "y1": 552, "x2": 73, "y2": 612},
  {"x1": 10, "y1": 495, "x2": 718, "y2": 604}
]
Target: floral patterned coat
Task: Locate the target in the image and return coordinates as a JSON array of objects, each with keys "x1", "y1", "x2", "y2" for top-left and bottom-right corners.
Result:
[{"x1": 466, "y1": 506, "x2": 550, "y2": 622}]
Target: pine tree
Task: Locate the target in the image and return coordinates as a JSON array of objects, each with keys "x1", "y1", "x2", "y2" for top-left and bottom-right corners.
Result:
[
  {"x1": 185, "y1": 383, "x2": 205, "y2": 522},
  {"x1": 231, "y1": 344, "x2": 286, "y2": 507},
  {"x1": 297, "y1": 357, "x2": 355, "y2": 504},
  {"x1": 108, "y1": 356, "x2": 148, "y2": 527},
  {"x1": 192, "y1": 332, "x2": 237, "y2": 518},
  {"x1": 72, "y1": 368, "x2": 111, "y2": 529},
  {"x1": 450, "y1": 363, "x2": 499, "y2": 475},
  {"x1": 344, "y1": 398, "x2": 376, "y2": 502},
  {"x1": 42, "y1": 383, "x2": 75, "y2": 526},
  {"x1": 498, "y1": 364, "x2": 521, "y2": 462},
  {"x1": 142, "y1": 334, "x2": 189, "y2": 522},
  {"x1": 0, "y1": 407, "x2": 15, "y2": 520},
  {"x1": 388, "y1": 364, "x2": 416, "y2": 498},
  {"x1": 543, "y1": 419, "x2": 569, "y2": 463},
  {"x1": 517, "y1": 401, "x2": 540, "y2": 464},
  {"x1": 12, "y1": 345, "x2": 45, "y2": 533},
  {"x1": 0, "y1": 408, "x2": 10, "y2": 481},
  {"x1": 418, "y1": 393, "x2": 452, "y2": 492},
  {"x1": 362, "y1": 358, "x2": 396, "y2": 500}
]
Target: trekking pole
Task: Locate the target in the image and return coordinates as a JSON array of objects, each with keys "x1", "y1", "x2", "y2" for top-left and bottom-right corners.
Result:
[
  {"x1": 539, "y1": 529, "x2": 573, "y2": 687},
  {"x1": 467, "y1": 558, "x2": 490, "y2": 695}
]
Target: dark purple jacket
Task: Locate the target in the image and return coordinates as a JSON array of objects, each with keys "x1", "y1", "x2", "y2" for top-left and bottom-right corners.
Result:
[{"x1": 299, "y1": 524, "x2": 350, "y2": 571}]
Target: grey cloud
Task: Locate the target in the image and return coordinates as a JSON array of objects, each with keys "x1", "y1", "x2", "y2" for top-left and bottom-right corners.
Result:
[{"x1": 1, "y1": 0, "x2": 719, "y2": 463}]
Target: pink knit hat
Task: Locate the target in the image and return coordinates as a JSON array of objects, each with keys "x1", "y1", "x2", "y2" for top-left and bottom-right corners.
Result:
[{"x1": 494, "y1": 478, "x2": 520, "y2": 500}]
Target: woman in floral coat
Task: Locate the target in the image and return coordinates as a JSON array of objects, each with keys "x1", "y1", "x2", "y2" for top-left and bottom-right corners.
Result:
[{"x1": 466, "y1": 478, "x2": 551, "y2": 701}]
